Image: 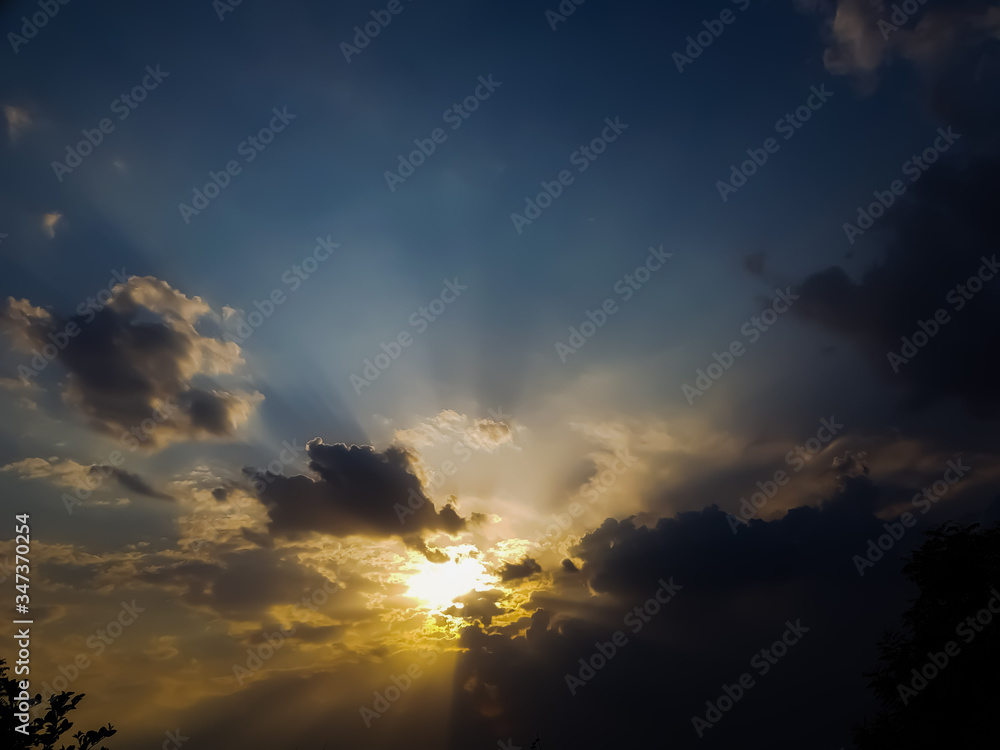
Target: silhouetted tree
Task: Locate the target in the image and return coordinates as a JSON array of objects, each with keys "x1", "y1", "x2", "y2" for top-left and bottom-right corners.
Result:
[
  {"x1": 1, "y1": 659, "x2": 115, "y2": 749},
  {"x1": 853, "y1": 522, "x2": 1000, "y2": 748}
]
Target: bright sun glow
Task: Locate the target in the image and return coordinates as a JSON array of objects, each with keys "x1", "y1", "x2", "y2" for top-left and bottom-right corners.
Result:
[{"x1": 405, "y1": 555, "x2": 495, "y2": 610}]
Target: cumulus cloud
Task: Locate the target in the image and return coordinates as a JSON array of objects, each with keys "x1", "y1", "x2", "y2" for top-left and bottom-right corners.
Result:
[
  {"x1": 442, "y1": 475, "x2": 996, "y2": 749},
  {"x1": 0, "y1": 276, "x2": 263, "y2": 449},
  {"x1": 255, "y1": 439, "x2": 473, "y2": 551}
]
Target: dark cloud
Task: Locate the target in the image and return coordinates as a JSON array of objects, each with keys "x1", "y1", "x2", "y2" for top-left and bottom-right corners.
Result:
[
  {"x1": 445, "y1": 589, "x2": 507, "y2": 626},
  {"x1": 0, "y1": 277, "x2": 261, "y2": 449},
  {"x1": 786, "y1": 35, "x2": 1000, "y2": 432},
  {"x1": 91, "y1": 465, "x2": 173, "y2": 500},
  {"x1": 39, "y1": 561, "x2": 101, "y2": 590},
  {"x1": 442, "y1": 474, "x2": 998, "y2": 749},
  {"x1": 497, "y1": 556, "x2": 542, "y2": 582},
  {"x1": 256, "y1": 439, "x2": 472, "y2": 544},
  {"x1": 135, "y1": 548, "x2": 336, "y2": 621},
  {"x1": 182, "y1": 387, "x2": 247, "y2": 435},
  {"x1": 831, "y1": 449, "x2": 870, "y2": 478},
  {"x1": 405, "y1": 534, "x2": 451, "y2": 563},
  {"x1": 793, "y1": 153, "x2": 1000, "y2": 418},
  {"x1": 247, "y1": 622, "x2": 342, "y2": 645},
  {"x1": 574, "y1": 477, "x2": 878, "y2": 598},
  {"x1": 240, "y1": 528, "x2": 274, "y2": 549}
]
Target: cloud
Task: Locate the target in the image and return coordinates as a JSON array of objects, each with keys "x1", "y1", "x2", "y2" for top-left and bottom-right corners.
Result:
[
  {"x1": 255, "y1": 439, "x2": 473, "y2": 544},
  {"x1": 0, "y1": 276, "x2": 263, "y2": 449},
  {"x1": 1, "y1": 456, "x2": 172, "y2": 500},
  {"x1": 801, "y1": 0, "x2": 1000, "y2": 85},
  {"x1": 95, "y1": 466, "x2": 173, "y2": 500},
  {"x1": 4, "y1": 105, "x2": 30, "y2": 142},
  {"x1": 1, "y1": 456, "x2": 92, "y2": 486},
  {"x1": 497, "y1": 556, "x2": 542, "y2": 582},
  {"x1": 572, "y1": 477, "x2": 882, "y2": 599},
  {"x1": 441, "y1": 476, "x2": 995, "y2": 749},
  {"x1": 0, "y1": 298, "x2": 51, "y2": 351},
  {"x1": 0, "y1": 374, "x2": 41, "y2": 410},
  {"x1": 445, "y1": 589, "x2": 507, "y2": 625},
  {"x1": 821, "y1": 0, "x2": 889, "y2": 78},
  {"x1": 393, "y1": 408, "x2": 516, "y2": 453},
  {"x1": 143, "y1": 635, "x2": 181, "y2": 662},
  {"x1": 791, "y1": 154, "x2": 1000, "y2": 418},
  {"x1": 135, "y1": 548, "x2": 337, "y2": 621},
  {"x1": 404, "y1": 534, "x2": 452, "y2": 562},
  {"x1": 42, "y1": 212, "x2": 61, "y2": 238}
]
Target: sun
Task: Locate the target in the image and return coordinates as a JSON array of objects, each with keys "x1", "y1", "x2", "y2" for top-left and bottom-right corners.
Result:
[{"x1": 405, "y1": 555, "x2": 494, "y2": 610}]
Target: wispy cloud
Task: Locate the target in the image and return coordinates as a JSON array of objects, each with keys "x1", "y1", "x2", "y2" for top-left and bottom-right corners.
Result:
[
  {"x1": 4, "y1": 105, "x2": 31, "y2": 142},
  {"x1": 800, "y1": 0, "x2": 1000, "y2": 86},
  {"x1": 42, "y1": 212, "x2": 61, "y2": 238}
]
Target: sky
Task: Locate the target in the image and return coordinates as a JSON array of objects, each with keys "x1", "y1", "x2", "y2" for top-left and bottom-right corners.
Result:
[{"x1": 1, "y1": 0, "x2": 999, "y2": 747}]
